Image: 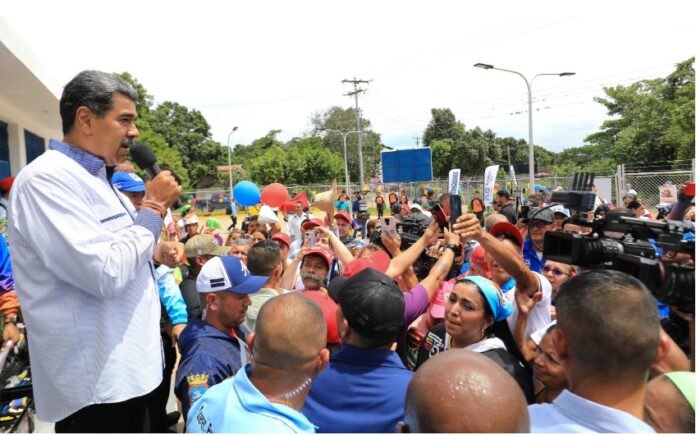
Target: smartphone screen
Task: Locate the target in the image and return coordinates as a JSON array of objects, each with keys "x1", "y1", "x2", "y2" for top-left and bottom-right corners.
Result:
[
  {"x1": 432, "y1": 203, "x2": 448, "y2": 230},
  {"x1": 305, "y1": 230, "x2": 316, "y2": 247},
  {"x1": 449, "y1": 195, "x2": 462, "y2": 229}
]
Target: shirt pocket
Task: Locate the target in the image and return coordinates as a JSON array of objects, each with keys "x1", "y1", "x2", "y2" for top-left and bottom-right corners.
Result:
[{"x1": 94, "y1": 203, "x2": 134, "y2": 233}]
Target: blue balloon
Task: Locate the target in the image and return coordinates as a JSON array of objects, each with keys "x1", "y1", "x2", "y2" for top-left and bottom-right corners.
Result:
[
  {"x1": 233, "y1": 181, "x2": 261, "y2": 206},
  {"x1": 534, "y1": 184, "x2": 542, "y2": 192}
]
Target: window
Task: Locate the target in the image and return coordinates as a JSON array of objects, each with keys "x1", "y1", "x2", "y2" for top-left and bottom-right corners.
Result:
[
  {"x1": 25, "y1": 129, "x2": 45, "y2": 164},
  {"x1": 0, "y1": 121, "x2": 9, "y2": 178}
]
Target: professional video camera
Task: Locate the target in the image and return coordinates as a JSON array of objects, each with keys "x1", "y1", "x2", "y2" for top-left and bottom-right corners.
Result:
[
  {"x1": 542, "y1": 173, "x2": 695, "y2": 313},
  {"x1": 370, "y1": 216, "x2": 438, "y2": 280}
]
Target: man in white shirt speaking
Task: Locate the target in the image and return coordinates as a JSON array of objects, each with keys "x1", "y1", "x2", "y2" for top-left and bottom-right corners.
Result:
[{"x1": 7, "y1": 70, "x2": 181, "y2": 432}]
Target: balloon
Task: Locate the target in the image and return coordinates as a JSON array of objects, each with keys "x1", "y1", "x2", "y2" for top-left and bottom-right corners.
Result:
[
  {"x1": 258, "y1": 205, "x2": 279, "y2": 224},
  {"x1": 534, "y1": 184, "x2": 542, "y2": 192},
  {"x1": 188, "y1": 194, "x2": 194, "y2": 200},
  {"x1": 233, "y1": 180, "x2": 261, "y2": 206},
  {"x1": 261, "y1": 183, "x2": 289, "y2": 207},
  {"x1": 494, "y1": 183, "x2": 500, "y2": 190}
]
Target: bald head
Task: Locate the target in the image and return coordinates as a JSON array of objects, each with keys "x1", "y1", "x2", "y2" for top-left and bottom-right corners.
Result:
[
  {"x1": 484, "y1": 213, "x2": 509, "y2": 232},
  {"x1": 402, "y1": 350, "x2": 529, "y2": 433},
  {"x1": 253, "y1": 292, "x2": 327, "y2": 371}
]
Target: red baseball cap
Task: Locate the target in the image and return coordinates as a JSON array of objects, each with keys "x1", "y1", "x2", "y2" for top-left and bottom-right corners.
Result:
[
  {"x1": 0, "y1": 176, "x2": 15, "y2": 192},
  {"x1": 342, "y1": 250, "x2": 390, "y2": 277},
  {"x1": 270, "y1": 232, "x2": 291, "y2": 248},
  {"x1": 302, "y1": 218, "x2": 326, "y2": 231},
  {"x1": 489, "y1": 222, "x2": 524, "y2": 251},
  {"x1": 304, "y1": 247, "x2": 333, "y2": 268},
  {"x1": 300, "y1": 290, "x2": 341, "y2": 344},
  {"x1": 334, "y1": 211, "x2": 352, "y2": 224},
  {"x1": 470, "y1": 246, "x2": 490, "y2": 275}
]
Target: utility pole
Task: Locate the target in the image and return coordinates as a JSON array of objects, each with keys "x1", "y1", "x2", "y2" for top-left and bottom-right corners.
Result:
[
  {"x1": 342, "y1": 77, "x2": 371, "y2": 186},
  {"x1": 413, "y1": 136, "x2": 421, "y2": 147}
]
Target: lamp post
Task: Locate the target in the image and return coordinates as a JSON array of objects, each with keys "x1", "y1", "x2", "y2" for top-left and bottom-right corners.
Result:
[
  {"x1": 321, "y1": 129, "x2": 363, "y2": 195},
  {"x1": 226, "y1": 126, "x2": 239, "y2": 198},
  {"x1": 474, "y1": 63, "x2": 574, "y2": 188}
]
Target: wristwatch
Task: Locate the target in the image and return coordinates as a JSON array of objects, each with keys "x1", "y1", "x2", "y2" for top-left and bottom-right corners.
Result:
[{"x1": 444, "y1": 243, "x2": 460, "y2": 253}]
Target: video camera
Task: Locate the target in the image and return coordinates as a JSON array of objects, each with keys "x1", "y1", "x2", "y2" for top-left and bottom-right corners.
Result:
[
  {"x1": 542, "y1": 173, "x2": 695, "y2": 313},
  {"x1": 371, "y1": 216, "x2": 437, "y2": 280}
]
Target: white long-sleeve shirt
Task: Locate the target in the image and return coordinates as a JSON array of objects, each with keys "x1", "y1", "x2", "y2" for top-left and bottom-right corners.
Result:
[{"x1": 8, "y1": 140, "x2": 163, "y2": 422}]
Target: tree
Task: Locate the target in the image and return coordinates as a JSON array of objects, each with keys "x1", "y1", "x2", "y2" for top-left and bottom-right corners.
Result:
[
  {"x1": 310, "y1": 106, "x2": 384, "y2": 182},
  {"x1": 585, "y1": 57, "x2": 694, "y2": 165},
  {"x1": 430, "y1": 139, "x2": 453, "y2": 178},
  {"x1": 119, "y1": 73, "x2": 190, "y2": 187},
  {"x1": 148, "y1": 102, "x2": 227, "y2": 183},
  {"x1": 422, "y1": 108, "x2": 466, "y2": 146}
]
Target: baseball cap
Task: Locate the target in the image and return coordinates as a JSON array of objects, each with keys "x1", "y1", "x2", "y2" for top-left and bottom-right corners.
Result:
[
  {"x1": 112, "y1": 172, "x2": 145, "y2": 192},
  {"x1": 489, "y1": 222, "x2": 524, "y2": 251},
  {"x1": 184, "y1": 234, "x2": 229, "y2": 258},
  {"x1": 304, "y1": 247, "x2": 333, "y2": 269},
  {"x1": 550, "y1": 205, "x2": 570, "y2": 218},
  {"x1": 410, "y1": 204, "x2": 424, "y2": 213},
  {"x1": 528, "y1": 207, "x2": 554, "y2": 224},
  {"x1": 0, "y1": 176, "x2": 15, "y2": 192},
  {"x1": 302, "y1": 218, "x2": 325, "y2": 231},
  {"x1": 334, "y1": 211, "x2": 352, "y2": 224},
  {"x1": 335, "y1": 268, "x2": 405, "y2": 341},
  {"x1": 206, "y1": 218, "x2": 222, "y2": 230},
  {"x1": 270, "y1": 232, "x2": 291, "y2": 248},
  {"x1": 342, "y1": 250, "x2": 390, "y2": 277},
  {"x1": 470, "y1": 246, "x2": 489, "y2": 275},
  {"x1": 180, "y1": 204, "x2": 191, "y2": 213},
  {"x1": 196, "y1": 255, "x2": 267, "y2": 294},
  {"x1": 184, "y1": 215, "x2": 199, "y2": 226}
]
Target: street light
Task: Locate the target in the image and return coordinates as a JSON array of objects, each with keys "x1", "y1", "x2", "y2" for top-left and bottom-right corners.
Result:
[
  {"x1": 320, "y1": 129, "x2": 363, "y2": 195},
  {"x1": 226, "y1": 126, "x2": 239, "y2": 198},
  {"x1": 474, "y1": 63, "x2": 575, "y2": 188}
]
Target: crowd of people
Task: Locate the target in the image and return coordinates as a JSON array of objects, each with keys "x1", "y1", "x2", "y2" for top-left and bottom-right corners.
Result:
[{"x1": 0, "y1": 70, "x2": 694, "y2": 433}]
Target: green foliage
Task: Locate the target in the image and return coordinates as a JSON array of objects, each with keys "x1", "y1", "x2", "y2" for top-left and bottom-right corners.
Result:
[
  {"x1": 246, "y1": 137, "x2": 344, "y2": 185},
  {"x1": 585, "y1": 57, "x2": 694, "y2": 165},
  {"x1": 119, "y1": 73, "x2": 190, "y2": 187},
  {"x1": 310, "y1": 106, "x2": 384, "y2": 181},
  {"x1": 423, "y1": 108, "x2": 467, "y2": 146},
  {"x1": 430, "y1": 139, "x2": 453, "y2": 178}
]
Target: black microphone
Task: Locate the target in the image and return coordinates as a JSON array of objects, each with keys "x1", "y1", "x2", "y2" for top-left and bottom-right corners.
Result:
[
  {"x1": 130, "y1": 143, "x2": 161, "y2": 179},
  {"x1": 130, "y1": 143, "x2": 182, "y2": 209}
]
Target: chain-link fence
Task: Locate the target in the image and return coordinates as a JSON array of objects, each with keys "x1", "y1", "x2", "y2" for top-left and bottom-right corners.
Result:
[{"x1": 181, "y1": 160, "x2": 694, "y2": 214}]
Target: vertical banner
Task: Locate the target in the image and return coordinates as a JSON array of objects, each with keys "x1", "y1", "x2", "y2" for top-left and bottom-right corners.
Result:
[
  {"x1": 483, "y1": 165, "x2": 500, "y2": 206},
  {"x1": 509, "y1": 165, "x2": 518, "y2": 191},
  {"x1": 448, "y1": 169, "x2": 461, "y2": 195}
]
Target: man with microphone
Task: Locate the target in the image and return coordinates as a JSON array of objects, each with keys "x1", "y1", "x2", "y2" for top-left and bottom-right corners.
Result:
[{"x1": 7, "y1": 70, "x2": 182, "y2": 432}]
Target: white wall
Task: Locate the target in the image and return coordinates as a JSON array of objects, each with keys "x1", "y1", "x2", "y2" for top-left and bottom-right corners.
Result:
[{"x1": 0, "y1": 93, "x2": 61, "y2": 175}]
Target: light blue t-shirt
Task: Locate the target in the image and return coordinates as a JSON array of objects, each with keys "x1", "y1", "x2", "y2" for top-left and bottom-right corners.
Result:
[
  {"x1": 187, "y1": 364, "x2": 316, "y2": 433},
  {"x1": 528, "y1": 389, "x2": 655, "y2": 433}
]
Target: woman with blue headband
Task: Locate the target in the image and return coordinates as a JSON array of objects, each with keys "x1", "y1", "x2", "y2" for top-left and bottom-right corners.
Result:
[{"x1": 415, "y1": 275, "x2": 534, "y2": 403}]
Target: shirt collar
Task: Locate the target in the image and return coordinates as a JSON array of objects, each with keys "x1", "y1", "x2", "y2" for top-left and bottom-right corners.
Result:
[
  {"x1": 552, "y1": 390, "x2": 655, "y2": 433},
  {"x1": 332, "y1": 343, "x2": 407, "y2": 368},
  {"x1": 49, "y1": 139, "x2": 105, "y2": 177},
  {"x1": 234, "y1": 364, "x2": 316, "y2": 432}
]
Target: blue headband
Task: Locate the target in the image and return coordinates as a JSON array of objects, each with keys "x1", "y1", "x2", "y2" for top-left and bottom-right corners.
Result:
[{"x1": 462, "y1": 276, "x2": 513, "y2": 322}]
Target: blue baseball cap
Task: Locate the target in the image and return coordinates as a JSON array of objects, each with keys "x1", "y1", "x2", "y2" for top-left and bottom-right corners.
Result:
[
  {"x1": 112, "y1": 171, "x2": 145, "y2": 192},
  {"x1": 196, "y1": 255, "x2": 267, "y2": 295}
]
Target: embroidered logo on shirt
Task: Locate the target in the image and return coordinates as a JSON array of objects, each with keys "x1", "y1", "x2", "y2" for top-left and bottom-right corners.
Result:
[{"x1": 188, "y1": 373, "x2": 209, "y2": 404}]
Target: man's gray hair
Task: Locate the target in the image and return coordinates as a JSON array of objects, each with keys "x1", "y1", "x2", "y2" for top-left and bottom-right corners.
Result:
[
  {"x1": 60, "y1": 70, "x2": 138, "y2": 134},
  {"x1": 232, "y1": 237, "x2": 251, "y2": 247}
]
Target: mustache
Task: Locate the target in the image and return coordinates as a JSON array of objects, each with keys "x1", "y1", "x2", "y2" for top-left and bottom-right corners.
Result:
[
  {"x1": 121, "y1": 138, "x2": 134, "y2": 148},
  {"x1": 300, "y1": 272, "x2": 325, "y2": 283}
]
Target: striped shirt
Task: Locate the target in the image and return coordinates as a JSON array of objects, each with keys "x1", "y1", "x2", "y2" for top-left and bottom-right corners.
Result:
[{"x1": 7, "y1": 139, "x2": 164, "y2": 422}]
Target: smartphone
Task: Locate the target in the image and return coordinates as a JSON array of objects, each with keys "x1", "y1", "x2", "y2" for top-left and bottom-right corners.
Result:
[
  {"x1": 380, "y1": 217, "x2": 397, "y2": 236},
  {"x1": 685, "y1": 182, "x2": 695, "y2": 197},
  {"x1": 432, "y1": 203, "x2": 448, "y2": 230},
  {"x1": 305, "y1": 230, "x2": 316, "y2": 247},
  {"x1": 449, "y1": 195, "x2": 462, "y2": 229}
]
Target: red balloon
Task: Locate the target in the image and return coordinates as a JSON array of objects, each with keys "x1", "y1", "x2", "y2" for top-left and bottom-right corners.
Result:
[{"x1": 261, "y1": 183, "x2": 289, "y2": 207}]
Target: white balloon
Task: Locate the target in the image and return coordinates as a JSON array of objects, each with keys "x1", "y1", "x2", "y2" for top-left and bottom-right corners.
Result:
[{"x1": 258, "y1": 204, "x2": 279, "y2": 224}]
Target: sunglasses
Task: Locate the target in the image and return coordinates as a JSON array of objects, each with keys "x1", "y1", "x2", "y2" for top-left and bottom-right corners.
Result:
[{"x1": 542, "y1": 265, "x2": 571, "y2": 277}]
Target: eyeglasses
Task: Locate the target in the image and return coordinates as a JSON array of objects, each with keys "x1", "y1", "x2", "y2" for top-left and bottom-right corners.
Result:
[
  {"x1": 530, "y1": 220, "x2": 550, "y2": 229},
  {"x1": 542, "y1": 265, "x2": 571, "y2": 277}
]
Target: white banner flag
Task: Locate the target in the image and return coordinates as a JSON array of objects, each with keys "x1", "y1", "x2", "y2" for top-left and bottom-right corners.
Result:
[
  {"x1": 509, "y1": 165, "x2": 518, "y2": 191},
  {"x1": 448, "y1": 169, "x2": 461, "y2": 195},
  {"x1": 483, "y1": 165, "x2": 500, "y2": 206}
]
